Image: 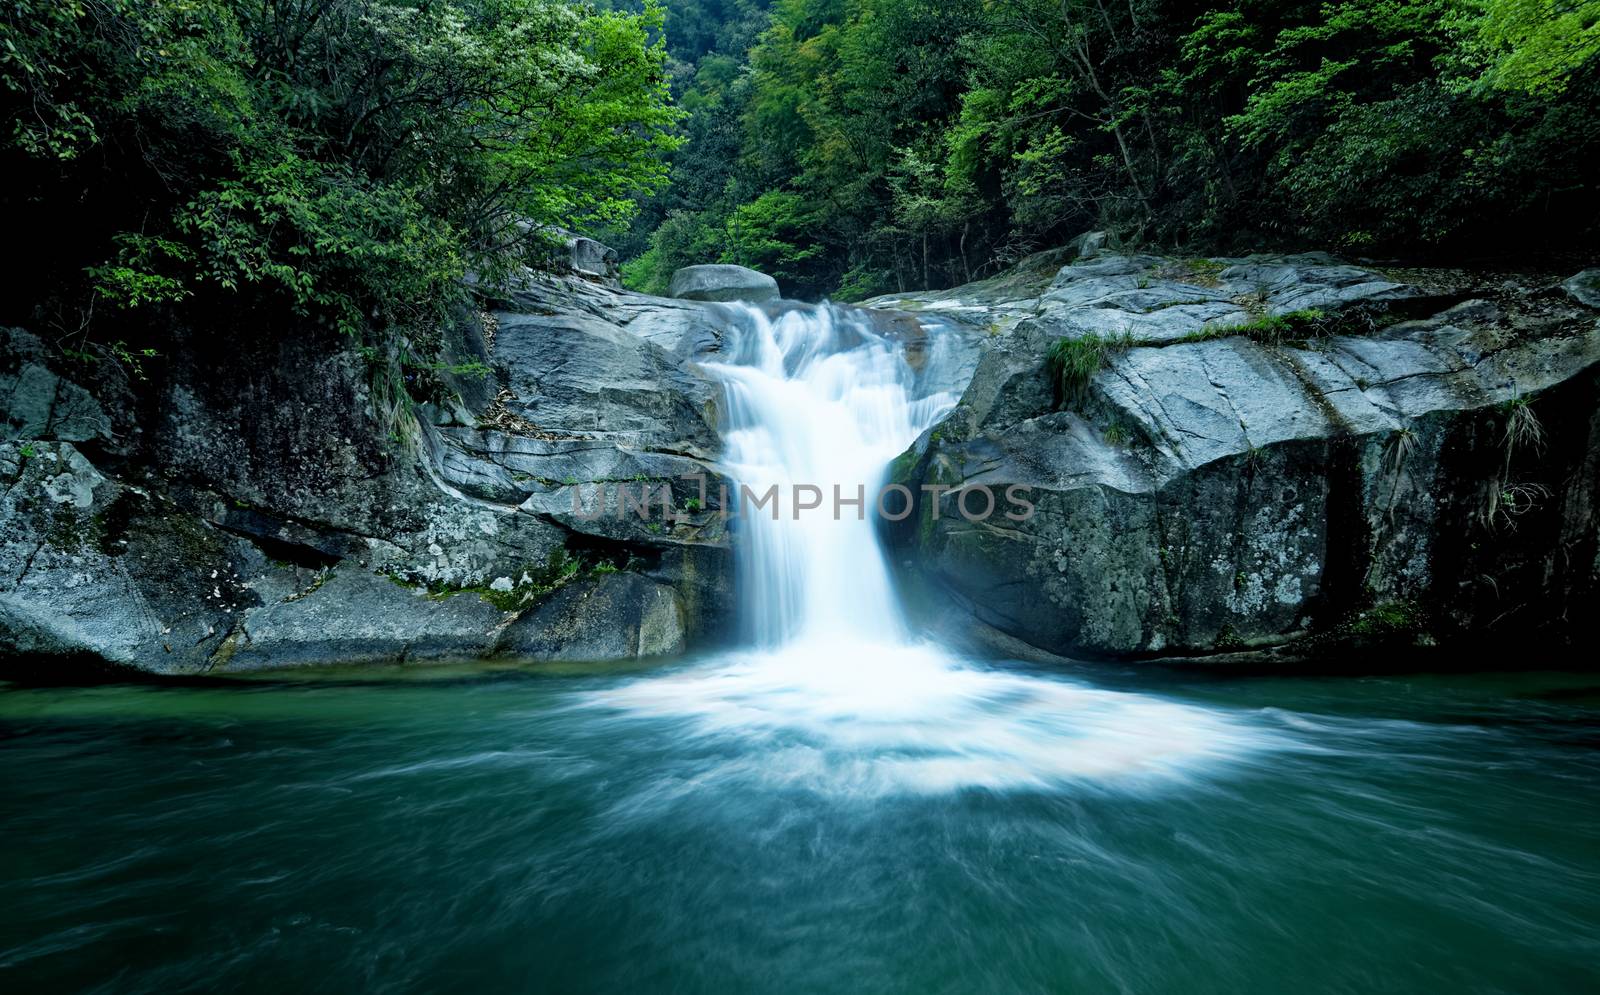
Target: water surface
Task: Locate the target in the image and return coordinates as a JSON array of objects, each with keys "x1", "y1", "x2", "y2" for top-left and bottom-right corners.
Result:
[
  {"x1": 3, "y1": 660, "x2": 1598, "y2": 994},
  {"x1": 7, "y1": 299, "x2": 1596, "y2": 993}
]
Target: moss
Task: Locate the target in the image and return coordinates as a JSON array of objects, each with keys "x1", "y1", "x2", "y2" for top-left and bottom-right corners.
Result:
[
  {"x1": 393, "y1": 548, "x2": 622, "y2": 613},
  {"x1": 918, "y1": 500, "x2": 940, "y2": 546},
  {"x1": 384, "y1": 570, "x2": 419, "y2": 590},
  {"x1": 1214, "y1": 624, "x2": 1245, "y2": 651},
  {"x1": 46, "y1": 507, "x2": 103, "y2": 554},
  {"x1": 889, "y1": 447, "x2": 919, "y2": 484},
  {"x1": 1349, "y1": 600, "x2": 1426, "y2": 637},
  {"x1": 1157, "y1": 257, "x2": 1227, "y2": 289}
]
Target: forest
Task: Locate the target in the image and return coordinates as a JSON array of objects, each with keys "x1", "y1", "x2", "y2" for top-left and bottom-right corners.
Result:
[
  {"x1": 622, "y1": 0, "x2": 1600, "y2": 299},
  {"x1": 2, "y1": 0, "x2": 1597, "y2": 336}
]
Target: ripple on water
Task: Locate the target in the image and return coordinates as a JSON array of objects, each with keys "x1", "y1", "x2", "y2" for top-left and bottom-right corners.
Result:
[{"x1": 584, "y1": 641, "x2": 1284, "y2": 796}]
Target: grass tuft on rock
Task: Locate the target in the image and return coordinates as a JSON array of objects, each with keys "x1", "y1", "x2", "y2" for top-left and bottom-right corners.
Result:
[
  {"x1": 1181, "y1": 308, "x2": 1328, "y2": 346},
  {"x1": 1047, "y1": 332, "x2": 1133, "y2": 408}
]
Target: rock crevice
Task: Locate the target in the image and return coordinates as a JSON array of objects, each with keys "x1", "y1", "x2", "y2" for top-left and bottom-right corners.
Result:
[{"x1": 883, "y1": 246, "x2": 1600, "y2": 659}]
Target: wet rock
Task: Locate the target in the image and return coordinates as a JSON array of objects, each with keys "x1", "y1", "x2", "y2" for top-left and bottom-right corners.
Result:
[
  {"x1": 885, "y1": 249, "x2": 1600, "y2": 659},
  {"x1": 0, "y1": 442, "x2": 260, "y2": 674},
  {"x1": 0, "y1": 269, "x2": 740, "y2": 674},
  {"x1": 217, "y1": 568, "x2": 506, "y2": 671},
  {"x1": 669, "y1": 264, "x2": 781, "y2": 303},
  {"x1": 496, "y1": 572, "x2": 687, "y2": 661}
]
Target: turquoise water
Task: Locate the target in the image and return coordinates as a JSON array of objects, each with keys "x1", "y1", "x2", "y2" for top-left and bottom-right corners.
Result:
[{"x1": 3, "y1": 657, "x2": 1599, "y2": 993}]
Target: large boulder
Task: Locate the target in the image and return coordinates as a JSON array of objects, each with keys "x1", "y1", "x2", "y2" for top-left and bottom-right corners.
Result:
[
  {"x1": 883, "y1": 250, "x2": 1600, "y2": 660},
  {"x1": 669, "y1": 264, "x2": 781, "y2": 303},
  {"x1": 497, "y1": 572, "x2": 687, "y2": 661},
  {"x1": 0, "y1": 441, "x2": 265, "y2": 673},
  {"x1": 566, "y1": 235, "x2": 618, "y2": 282}
]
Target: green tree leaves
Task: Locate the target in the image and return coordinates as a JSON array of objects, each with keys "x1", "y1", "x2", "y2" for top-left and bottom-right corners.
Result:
[
  {"x1": 1, "y1": 0, "x2": 681, "y2": 343},
  {"x1": 1475, "y1": 0, "x2": 1600, "y2": 94}
]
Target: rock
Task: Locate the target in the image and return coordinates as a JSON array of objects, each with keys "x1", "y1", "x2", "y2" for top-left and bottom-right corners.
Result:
[
  {"x1": 1, "y1": 329, "x2": 115, "y2": 447},
  {"x1": 566, "y1": 235, "x2": 618, "y2": 282},
  {"x1": 0, "y1": 440, "x2": 707, "y2": 675},
  {"x1": 489, "y1": 302, "x2": 722, "y2": 455},
  {"x1": 218, "y1": 568, "x2": 507, "y2": 671},
  {"x1": 885, "y1": 248, "x2": 1600, "y2": 659},
  {"x1": 1564, "y1": 269, "x2": 1600, "y2": 308},
  {"x1": 496, "y1": 572, "x2": 687, "y2": 661},
  {"x1": 0, "y1": 442, "x2": 263, "y2": 674},
  {"x1": 1065, "y1": 229, "x2": 1110, "y2": 261},
  {"x1": 0, "y1": 268, "x2": 739, "y2": 675},
  {"x1": 669, "y1": 264, "x2": 781, "y2": 303}
]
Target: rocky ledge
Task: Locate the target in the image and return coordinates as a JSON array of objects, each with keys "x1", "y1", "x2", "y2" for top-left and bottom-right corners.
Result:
[
  {"x1": 1, "y1": 268, "x2": 752, "y2": 675},
  {"x1": 4, "y1": 235, "x2": 1596, "y2": 676},
  {"x1": 876, "y1": 238, "x2": 1600, "y2": 660}
]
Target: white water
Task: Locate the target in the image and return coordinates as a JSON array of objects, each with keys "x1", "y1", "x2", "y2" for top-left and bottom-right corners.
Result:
[
  {"x1": 703, "y1": 303, "x2": 958, "y2": 646},
  {"x1": 593, "y1": 302, "x2": 1277, "y2": 793}
]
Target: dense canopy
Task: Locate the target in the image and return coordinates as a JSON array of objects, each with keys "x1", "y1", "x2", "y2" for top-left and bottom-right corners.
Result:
[
  {"x1": 0, "y1": 0, "x2": 679, "y2": 347},
  {"x1": 2, "y1": 0, "x2": 1596, "y2": 330},
  {"x1": 623, "y1": 0, "x2": 1600, "y2": 299}
]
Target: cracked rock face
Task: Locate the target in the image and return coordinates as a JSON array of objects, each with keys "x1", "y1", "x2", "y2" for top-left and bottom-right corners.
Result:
[
  {"x1": 2, "y1": 329, "x2": 119, "y2": 450},
  {"x1": 0, "y1": 272, "x2": 738, "y2": 675},
  {"x1": 883, "y1": 248, "x2": 1600, "y2": 660},
  {"x1": 5, "y1": 245, "x2": 1596, "y2": 674}
]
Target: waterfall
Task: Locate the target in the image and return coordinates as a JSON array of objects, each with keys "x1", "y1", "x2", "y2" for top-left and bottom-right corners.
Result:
[
  {"x1": 701, "y1": 303, "x2": 960, "y2": 648},
  {"x1": 588, "y1": 299, "x2": 1275, "y2": 796}
]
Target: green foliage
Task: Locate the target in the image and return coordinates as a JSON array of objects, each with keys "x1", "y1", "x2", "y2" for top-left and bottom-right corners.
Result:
[
  {"x1": 10, "y1": 0, "x2": 1596, "y2": 319},
  {"x1": 1046, "y1": 332, "x2": 1132, "y2": 409},
  {"x1": 2, "y1": 0, "x2": 681, "y2": 348},
  {"x1": 1473, "y1": 0, "x2": 1600, "y2": 95},
  {"x1": 623, "y1": 0, "x2": 1599, "y2": 299},
  {"x1": 723, "y1": 190, "x2": 823, "y2": 282},
  {"x1": 1350, "y1": 600, "x2": 1426, "y2": 637}
]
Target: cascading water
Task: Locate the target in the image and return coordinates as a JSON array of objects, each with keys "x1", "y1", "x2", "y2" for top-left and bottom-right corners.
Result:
[
  {"x1": 702, "y1": 303, "x2": 957, "y2": 648},
  {"x1": 592, "y1": 301, "x2": 1277, "y2": 794}
]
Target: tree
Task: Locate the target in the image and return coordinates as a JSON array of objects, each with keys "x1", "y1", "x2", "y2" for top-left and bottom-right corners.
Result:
[
  {"x1": 0, "y1": 0, "x2": 682, "y2": 346},
  {"x1": 620, "y1": 0, "x2": 1600, "y2": 299}
]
